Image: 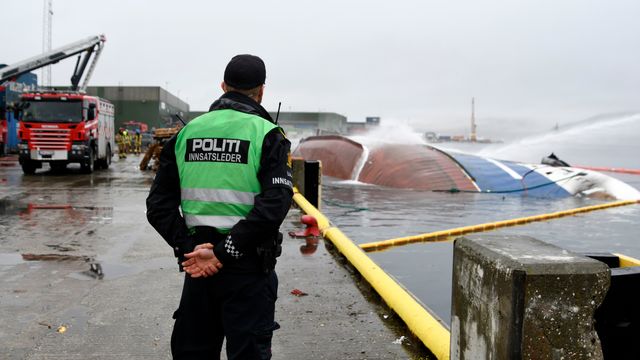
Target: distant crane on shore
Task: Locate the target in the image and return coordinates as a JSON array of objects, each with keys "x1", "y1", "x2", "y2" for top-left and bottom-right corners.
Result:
[{"x1": 470, "y1": 97, "x2": 477, "y2": 142}]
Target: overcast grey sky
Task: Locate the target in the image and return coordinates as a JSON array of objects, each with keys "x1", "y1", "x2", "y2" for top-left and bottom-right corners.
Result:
[{"x1": 2, "y1": 0, "x2": 639, "y2": 138}]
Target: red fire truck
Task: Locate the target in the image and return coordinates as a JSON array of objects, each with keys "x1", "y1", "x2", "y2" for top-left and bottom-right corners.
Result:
[
  {"x1": 1, "y1": 34, "x2": 109, "y2": 174},
  {"x1": 17, "y1": 91, "x2": 114, "y2": 174},
  {"x1": 122, "y1": 120, "x2": 148, "y2": 133}
]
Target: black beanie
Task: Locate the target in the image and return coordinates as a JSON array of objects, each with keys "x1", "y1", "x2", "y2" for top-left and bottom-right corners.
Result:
[{"x1": 223, "y1": 54, "x2": 266, "y2": 90}]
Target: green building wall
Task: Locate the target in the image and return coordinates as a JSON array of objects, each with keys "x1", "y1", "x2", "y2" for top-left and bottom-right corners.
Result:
[
  {"x1": 112, "y1": 101, "x2": 159, "y2": 128},
  {"x1": 85, "y1": 86, "x2": 189, "y2": 130}
]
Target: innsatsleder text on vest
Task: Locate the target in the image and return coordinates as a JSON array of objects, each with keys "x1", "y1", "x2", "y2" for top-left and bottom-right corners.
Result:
[{"x1": 185, "y1": 137, "x2": 250, "y2": 164}]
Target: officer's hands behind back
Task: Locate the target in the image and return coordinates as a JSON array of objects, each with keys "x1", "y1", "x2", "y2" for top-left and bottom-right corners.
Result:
[{"x1": 182, "y1": 243, "x2": 223, "y2": 278}]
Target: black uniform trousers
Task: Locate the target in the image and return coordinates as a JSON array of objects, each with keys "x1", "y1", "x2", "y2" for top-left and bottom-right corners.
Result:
[{"x1": 171, "y1": 270, "x2": 279, "y2": 360}]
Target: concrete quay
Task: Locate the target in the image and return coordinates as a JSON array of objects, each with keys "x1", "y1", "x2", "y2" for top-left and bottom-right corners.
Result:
[{"x1": 0, "y1": 155, "x2": 429, "y2": 359}]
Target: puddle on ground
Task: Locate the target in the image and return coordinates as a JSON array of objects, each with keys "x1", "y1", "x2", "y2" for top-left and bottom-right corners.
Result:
[
  {"x1": 16, "y1": 205, "x2": 114, "y2": 225},
  {"x1": 0, "y1": 197, "x2": 113, "y2": 225},
  {"x1": 45, "y1": 244, "x2": 76, "y2": 252},
  {"x1": 0, "y1": 253, "x2": 26, "y2": 266},
  {"x1": 69, "y1": 257, "x2": 176, "y2": 280},
  {"x1": 7, "y1": 250, "x2": 175, "y2": 281},
  {"x1": 0, "y1": 198, "x2": 28, "y2": 217},
  {"x1": 67, "y1": 261, "x2": 146, "y2": 281},
  {"x1": 67, "y1": 262, "x2": 105, "y2": 280},
  {"x1": 299, "y1": 237, "x2": 321, "y2": 256},
  {"x1": 21, "y1": 253, "x2": 92, "y2": 262},
  {"x1": 39, "y1": 304, "x2": 93, "y2": 335}
]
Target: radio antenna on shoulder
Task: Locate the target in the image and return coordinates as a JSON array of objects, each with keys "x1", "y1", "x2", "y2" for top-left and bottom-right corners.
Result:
[
  {"x1": 175, "y1": 113, "x2": 187, "y2": 126},
  {"x1": 275, "y1": 102, "x2": 282, "y2": 125}
]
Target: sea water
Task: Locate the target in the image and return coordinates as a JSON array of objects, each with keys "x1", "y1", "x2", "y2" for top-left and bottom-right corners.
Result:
[{"x1": 318, "y1": 113, "x2": 640, "y2": 324}]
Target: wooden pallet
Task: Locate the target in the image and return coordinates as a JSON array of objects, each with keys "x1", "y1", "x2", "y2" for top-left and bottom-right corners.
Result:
[{"x1": 153, "y1": 126, "x2": 180, "y2": 139}]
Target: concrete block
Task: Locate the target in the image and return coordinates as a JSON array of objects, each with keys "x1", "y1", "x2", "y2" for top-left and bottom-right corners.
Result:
[{"x1": 451, "y1": 235, "x2": 610, "y2": 360}]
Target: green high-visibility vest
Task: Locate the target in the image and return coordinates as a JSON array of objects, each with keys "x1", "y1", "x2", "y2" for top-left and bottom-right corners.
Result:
[{"x1": 175, "y1": 109, "x2": 278, "y2": 232}]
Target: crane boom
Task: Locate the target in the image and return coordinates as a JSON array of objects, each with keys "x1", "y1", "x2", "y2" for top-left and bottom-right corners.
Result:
[
  {"x1": 79, "y1": 38, "x2": 105, "y2": 92},
  {"x1": 0, "y1": 34, "x2": 106, "y2": 89}
]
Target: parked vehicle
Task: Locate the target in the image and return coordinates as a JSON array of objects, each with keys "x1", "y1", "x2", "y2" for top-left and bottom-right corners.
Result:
[
  {"x1": 0, "y1": 34, "x2": 109, "y2": 173},
  {"x1": 17, "y1": 92, "x2": 114, "y2": 174}
]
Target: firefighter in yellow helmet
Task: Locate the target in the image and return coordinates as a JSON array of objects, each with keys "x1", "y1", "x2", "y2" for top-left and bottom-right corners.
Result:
[
  {"x1": 122, "y1": 129, "x2": 131, "y2": 155},
  {"x1": 133, "y1": 129, "x2": 142, "y2": 155},
  {"x1": 115, "y1": 128, "x2": 127, "y2": 159}
]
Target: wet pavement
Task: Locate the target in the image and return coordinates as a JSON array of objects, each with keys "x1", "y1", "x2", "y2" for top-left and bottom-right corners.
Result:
[{"x1": 0, "y1": 155, "x2": 429, "y2": 359}]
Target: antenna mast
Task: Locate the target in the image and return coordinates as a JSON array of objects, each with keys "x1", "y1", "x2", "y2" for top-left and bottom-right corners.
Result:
[
  {"x1": 470, "y1": 97, "x2": 477, "y2": 142},
  {"x1": 42, "y1": 0, "x2": 53, "y2": 87}
]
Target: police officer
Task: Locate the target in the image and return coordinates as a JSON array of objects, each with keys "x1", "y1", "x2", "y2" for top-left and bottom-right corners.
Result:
[{"x1": 146, "y1": 54, "x2": 293, "y2": 360}]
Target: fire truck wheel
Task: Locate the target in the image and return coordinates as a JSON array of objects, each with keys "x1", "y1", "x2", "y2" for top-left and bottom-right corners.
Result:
[
  {"x1": 104, "y1": 145, "x2": 112, "y2": 169},
  {"x1": 82, "y1": 146, "x2": 96, "y2": 173},
  {"x1": 96, "y1": 144, "x2": 112, "y2": 169},
  {"x1": 21, "y1": 161, "x2": 37, "y2": 175}
]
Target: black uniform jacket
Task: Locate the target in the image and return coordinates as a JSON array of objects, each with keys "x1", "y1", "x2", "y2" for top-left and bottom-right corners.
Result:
[{"x1": 146, "y1": 91, "x2": 293, "y2": 272}]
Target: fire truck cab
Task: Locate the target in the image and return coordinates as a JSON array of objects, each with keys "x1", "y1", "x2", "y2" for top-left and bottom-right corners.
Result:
[{"x1": 17, "y1": 92, "x2": 114, "y2": 174}]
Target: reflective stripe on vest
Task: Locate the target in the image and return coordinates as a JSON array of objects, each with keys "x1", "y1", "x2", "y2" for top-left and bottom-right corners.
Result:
[
  {"x1": 181, "y1": 188, "x2": 256, "y2": 205},
  {"x1": 183, "y1": 214, "x2": 245, "y2": 229}
]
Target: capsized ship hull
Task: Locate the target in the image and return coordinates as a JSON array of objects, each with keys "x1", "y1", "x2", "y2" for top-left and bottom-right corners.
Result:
[{"x1": 293, "y1": 135, "x2": 640, "y2": 200}]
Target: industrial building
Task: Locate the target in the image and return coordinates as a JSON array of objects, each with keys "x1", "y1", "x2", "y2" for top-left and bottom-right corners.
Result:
[
  {"x1": 268, "y1": 111, "x2": 347, "y2": 137},
  {"x1": 347, "y1": 116, "x2": 381, "y2": 135},
  {"x1": 11, "y1": 80, "x2": 349, "y2": 139},
  {"x1": 187, "y1": 110, "x2": 349, "y2": 138},
  {"x1": 84, "y1": 86, "x2": 189, "y2": 130},
  {"x1": 54, "y1": 83, "x2": 351, "y2": 137},
  {"x1": 4, "y1": 78, "x2": 358, "y2": 149}
]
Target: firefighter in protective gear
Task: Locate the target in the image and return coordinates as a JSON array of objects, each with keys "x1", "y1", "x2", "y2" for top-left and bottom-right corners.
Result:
[
  {"x1": 122, "y1": 129, "x2": 131, "y2": 154},
  {"x1": 115, "y1": 128, "x2": 127, "y2": 159},
  {"x1": 146, "y1": 54, "x2": 292, "y2": 360},
  {"x1": 133, "y1": 130, "x2": 142, "y2": 155}
]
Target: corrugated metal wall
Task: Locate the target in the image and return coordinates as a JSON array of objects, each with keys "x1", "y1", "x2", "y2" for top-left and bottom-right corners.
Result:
[
  {"x1": 112, "y1": 100, "x2": 160, "y2": 129},
  {"x1": 85, "y1": 86, "x2": 190, "y2": 130},
  {"x1": 89, "y1": 86, "x2": 159, "y2": 101}
]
